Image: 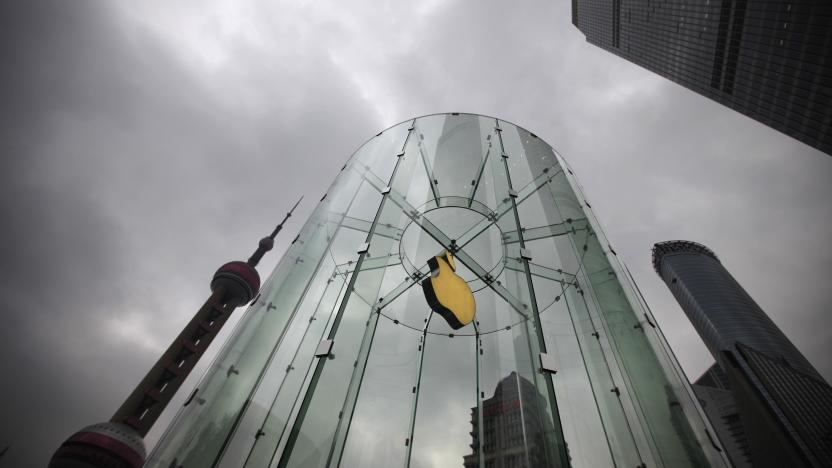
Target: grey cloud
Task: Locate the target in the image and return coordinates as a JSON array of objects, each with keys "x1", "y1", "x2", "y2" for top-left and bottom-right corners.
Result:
[
  {"x1": 0, "y1": 1, "x2": 380, "y2": 465},
  {"x1": 0, "y1": 0, "x2": 829, "y2": 466}
]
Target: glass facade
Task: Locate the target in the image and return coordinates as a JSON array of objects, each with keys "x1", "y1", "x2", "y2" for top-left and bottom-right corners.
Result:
[
  {"x1": 148, "y1": 114, "x2": 729, "y2": 468},
  {"x1": 572, "y1": 0, "x2": 832, "y2": 156}
]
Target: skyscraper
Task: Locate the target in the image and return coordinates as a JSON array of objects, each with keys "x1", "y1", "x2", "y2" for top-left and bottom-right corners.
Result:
[
  {"x1": 572, "y1": 0, "x2": 832, "y2": 155},
  {"x1": 692, "y1": 365, "x2": 752, "y2": 468},
  {"x1": 463, "y1": 372, "x2": 556, "y2": 468},
  {"x1": 147, "y1": 114, "x2": 728, "y2": 468},
  {"x1": 653, "y1": 240, "x2": 832, "y2": 467}
]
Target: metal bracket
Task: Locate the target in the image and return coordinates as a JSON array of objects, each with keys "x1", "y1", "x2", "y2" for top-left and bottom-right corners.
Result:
[
  {"x1": 449, "y1": 239, "x2": 459, "y2": 254},
  {"x1": 539, "y1": 353, "x2": 558, "y2": 374},
  {"x1": 381, "y1": 186, "x2": 392, "y2": 195},
  {"x1": 508, "y1": 189, "x2": 518, "y2": 198},
  {"x1": 357, "y1": 242, "x2": 370, "y2": 255},
  {"x1": 520, "y1": 248, "x2": 532, "y2": 261},
  {"x1": 315, "y1": 339, "x2": 334, "y2": 358}
]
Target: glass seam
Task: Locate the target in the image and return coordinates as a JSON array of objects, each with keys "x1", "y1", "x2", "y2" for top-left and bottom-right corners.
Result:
[{"x1": 403, "y1": 313, "x2": 434, "y2": 468}]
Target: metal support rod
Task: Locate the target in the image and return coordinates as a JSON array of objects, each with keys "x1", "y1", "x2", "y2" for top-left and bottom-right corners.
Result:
[
  {"x1": 241, "y1": 268, "x2": 342, "y2": 467},
  {"x1": 404, "y1": 312, "x2": 434, "y2": 468},
  {"x1": 543, "y1": 166, "x2": 649, "y2": 466},
  {"x1": 211, "y1": 228, "x2": 341, "y2": 467},
  {"x1": 474, "y1": 322, "x2": 485, "y2": 468},
  {"x1": 276, "y1": 121, "x2": 415, "y2": 468},
  {"x1": 494, "y1": 119, "x2": 571, "y2": 468}
]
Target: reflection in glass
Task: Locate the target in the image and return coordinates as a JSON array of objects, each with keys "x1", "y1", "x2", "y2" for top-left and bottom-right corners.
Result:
[{"x1": 464, "y1": 372, "x2": 556, "y2": 468}]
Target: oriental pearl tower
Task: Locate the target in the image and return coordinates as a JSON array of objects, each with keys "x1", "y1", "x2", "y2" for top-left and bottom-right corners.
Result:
[{"x1": 49, "y1": 197, "x2": 302, "y2": 468}]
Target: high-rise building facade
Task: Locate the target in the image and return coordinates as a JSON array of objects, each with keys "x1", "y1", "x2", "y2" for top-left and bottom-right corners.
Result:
[
  {"x1": 653, "y1": 240, "x2": 832, "y2": 467},
  {"x1": 572, "y1": 0, "x2": 832, "y2": 155},
  {"x1": 692, "y1": 366, "x2": 752, "y2": 468},
  {"x1": 463, "y1": 372, "x2": 556, "y2": 468},
  {"x1": 147, "y1": 114, "x2": 728, "y2": 468}
]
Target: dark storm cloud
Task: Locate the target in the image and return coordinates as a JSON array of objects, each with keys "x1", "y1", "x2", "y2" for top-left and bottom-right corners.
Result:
[
  {"x1": 0, "y1": 1, "x2": 380, "y2": 465},
  {"x1": 0, "y1": 1, "x2": 135, "y2": 462},
  {"x1": 0, "y1": 0, "x2": 829, "y2": 466}
]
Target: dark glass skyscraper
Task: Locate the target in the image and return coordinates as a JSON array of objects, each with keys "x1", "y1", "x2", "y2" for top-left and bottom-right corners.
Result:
[
  {"x1": 653, "y1": 240, "x2": 832, "y2": 467},
  {"x1": 572, "y1": 0, "x2": 832, "y2": 155}
]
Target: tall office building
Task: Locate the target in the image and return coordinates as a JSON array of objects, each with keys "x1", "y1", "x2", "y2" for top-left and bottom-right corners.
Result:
[
  {"x1": 572, "y1": 0, "x2": 832, "y2": 155},
  {"x1": 692, "y1": 366, "x2": 752, "y2": 468},
  {"x1": 147, "y1": 114, "x2": 728, "y2": 468},
  {"x1": 653, "y1": 240, "x2": 832, "y2": 467}
]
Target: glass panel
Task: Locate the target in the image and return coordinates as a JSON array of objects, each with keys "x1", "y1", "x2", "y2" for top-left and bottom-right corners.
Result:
[
  {"x1": 430, "y1": 114, "x2": 485, "y2": 199},
  {"x1": 275, "y1": 125, "x2": 412, "y2": 468},
  {"x1": 242, "y1": 265, "x2": 350, "y2": 467},
  {"x1": 353, "y1": 122, "x2": 412, "y2": 186},
  {"x1": 504, "y1": 137, "x2": 642, "y2": 467},
  {"x1": 489, "y1": 118, "x2": 569, "y2": 468},
  {"x1": 476, "y1": 317, "x2": 560, "y2": 468},
  {"x1": 277, "y1": 230, "x2": 401, "y2": 466},
  {"x1": 405, "y1": 115, "x2": 444, "y2": 210},
  {"x1": 536, "y1": 275, "x2": 617, "y2": 468},
  {"x1": 580, "y1": 231, "x2": 710, "y2": 467},
  {"x1": 344, "y1": 179, "x2": 383, "y2": 227},
  {"x1": 408, "y1": 332, "x2": 477, "y2": 468},
  {"x1": 623, "y1": 265, "x2": 730, "y2": 467},
  {"x1": 471, "y1": 117, "x2": 501, "y2": 210},
  {"x1": 525, "y1": 233, "x2": 640, "y2": 467},
  {"x1": 338, "y1": 308, "x2": 420, "y2": 467},
  {"x1": 148, "y1": 115, "x2": 725, "y2": 468},
  {"x1": 217, "y1": 255, "x2": 340, "y2": 467},
  {"x1": 148, "y1": 201, "x2": 339, "y2": 467},
  {"x1": 325, "y1": 166, "x2": 364, "y2": 216},
  {"x1": 558, "y1": 153, "x2": 726, "y2": 465},
  {"x1": 497, "y1": 122, "x2": 540, "y2": 191}
]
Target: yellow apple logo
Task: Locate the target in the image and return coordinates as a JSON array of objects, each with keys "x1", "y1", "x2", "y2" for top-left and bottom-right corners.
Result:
[{"x1": 421, "y1": 251, "x2": 476, "y2": 329}]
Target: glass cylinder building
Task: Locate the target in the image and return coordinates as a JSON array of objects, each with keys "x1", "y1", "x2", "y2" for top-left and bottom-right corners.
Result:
[{"x1": 148, "y1": 114, "x2": 729, "y2": 468}]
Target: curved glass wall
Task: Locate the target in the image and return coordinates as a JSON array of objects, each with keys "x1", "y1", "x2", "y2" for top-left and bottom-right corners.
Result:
[{"x1": 148, "y1": 114, "x2": 729, "y2": 468}]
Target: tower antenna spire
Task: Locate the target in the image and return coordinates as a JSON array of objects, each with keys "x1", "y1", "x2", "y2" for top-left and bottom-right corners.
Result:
[{"x1": 248, "y1": 195, "x2": 303, "y2": 267}]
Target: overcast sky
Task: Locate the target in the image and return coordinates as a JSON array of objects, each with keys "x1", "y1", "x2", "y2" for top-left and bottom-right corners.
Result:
[{"x1": 1, "y1": 1, "x2": 830, "y2": 466}]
